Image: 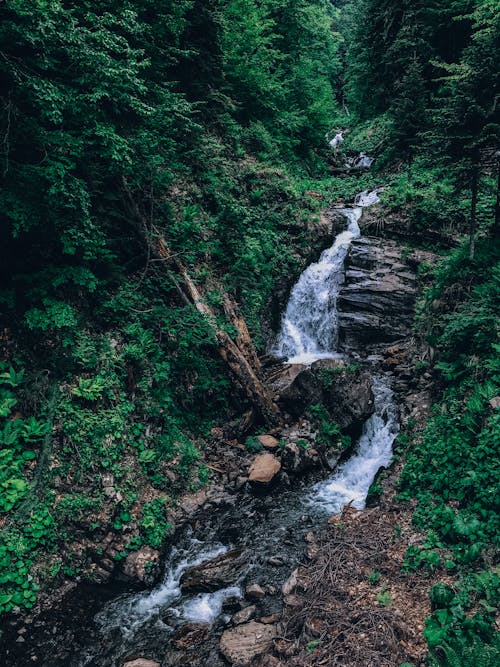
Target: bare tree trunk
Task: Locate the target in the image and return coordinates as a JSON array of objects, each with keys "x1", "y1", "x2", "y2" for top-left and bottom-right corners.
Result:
[
  {"x1": 156, "y1": 242, "x2": 278, "y2": 425},
  {"x1": 221, "y1": 293, "x2": 263, "y2": 376},
  {"x1": 469, "y1": 170, "x2": 478, "y2": 259}
]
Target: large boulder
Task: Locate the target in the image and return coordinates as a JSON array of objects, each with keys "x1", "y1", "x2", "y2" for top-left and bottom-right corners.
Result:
[
  {"x1": 220, "y1": 621, "x2": 278, "y2": 666},
  {"x1": 180, "y1": 549, "x2": 244, "y2": 594},
  {"x1": 278, "y1": 359, "x2": 374, "y2": 434},
  {"x1": 248, "y1": 453, "x2": 281, "y2": 485}
]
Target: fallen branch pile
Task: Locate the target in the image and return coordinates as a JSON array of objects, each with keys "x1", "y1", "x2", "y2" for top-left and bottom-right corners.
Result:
[{"x1": 273, "y1": 507, "x2": 432, "y2": 667}]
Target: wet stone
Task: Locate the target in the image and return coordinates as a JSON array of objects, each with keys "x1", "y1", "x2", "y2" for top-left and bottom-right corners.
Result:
[
  {"x1": 245, "y1": 583, "x2": 266, "y2": 600},
  {"x1": 220, "y1": 621, "x2": 278, "y2": 667},
  {"x1": 232, "y1": 605, "x2": 257, "y2": 625},
  {"x1": 172, "y1": 622, "x2": 209, "y2": 649},
  {"x1": 180, "y1": 549, "x2": 244, "y2": 594},
  {"x1": 121, "y1": 658, "x2": 160, "y2": 667},
  {"x1": 267, "y1": 556, "x2": 285, "y2": 566}
]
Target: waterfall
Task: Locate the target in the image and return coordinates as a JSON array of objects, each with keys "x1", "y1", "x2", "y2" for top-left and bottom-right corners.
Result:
[
  {"x1": 274, "y1": 190, "x2": 381, "y2": 365},
  {"x1": 274, "y1": 207, "x2": 361, "y2": 364},
  {"x1": 310, "y1": 377, "x2": 399, "y2": 513}
]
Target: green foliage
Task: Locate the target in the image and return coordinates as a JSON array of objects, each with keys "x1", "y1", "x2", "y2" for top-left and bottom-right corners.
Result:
[
  {"x1": 245, "y1": 436, "x2": 263, "y2": 453},
  {"x1": 368, "y1": 570, "x2": 381, "y2": 585},
  {"x1": 376, "y1": 586, "x2": 392, "y2": 607},
  {"x1": 306, "y1": 639, "x2": 321, "y2": 654},
  {"x1": 0, "y1": 364, "x2": 50, "y2": 513},
  {"x1": 309, "y1": 404, "x2": 351, "y2": 451},
  {"x1": 140, "y1": 498, "x2": 172, "y2": 550},
  {"x1": 425, "y1": 570, "x2": 500, "y2": 666},
  {"x1": 398, "y1": 236, "x2": 500, "y2": 661},
  {"x1": 0, "y1": 505, "x2": 55, "y2": 615},
  {"x1": 400, "y1": 241, "x2": 500, "y2": 572}
]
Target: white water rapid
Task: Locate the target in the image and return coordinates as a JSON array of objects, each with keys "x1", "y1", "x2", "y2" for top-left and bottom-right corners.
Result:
[
  {"x1": 274, "y1": 189, "x2": 381, "y2": 364},
  {"x1": 311, "y1": 376, "x2": 399, "y2": 512},
  {"x1": 78, "y1": 543, "x2": 241, "y2": 665}
]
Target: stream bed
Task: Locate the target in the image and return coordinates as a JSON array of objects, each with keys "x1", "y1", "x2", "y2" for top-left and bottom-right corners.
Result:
[
  {"x1": 2, "y1": 190, "x2": 402, "y2": 667},
  {"x1": 13, "y1": 372, "x2": 397, "y2": 667}
]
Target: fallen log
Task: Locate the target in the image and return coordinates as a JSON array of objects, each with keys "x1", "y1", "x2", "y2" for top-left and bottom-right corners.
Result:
[
  {"x1": 171, "y1": 257, "x2": 278, "y2": 425},
  {"x1": 122, "y1": 179, "x2": 278, "y2": 424}
]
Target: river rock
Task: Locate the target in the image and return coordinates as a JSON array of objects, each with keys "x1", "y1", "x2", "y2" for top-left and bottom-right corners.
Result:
[
  {"x1": 172, "y1": 622, "x2": 209, "y2": 649},
  {"x1": 257, "y1": 435, "x2": 280, "y2": 450},
  {"x1": 280, "y1": 442, "x2": 301, "y2": 472},
  {"x1": 278, "y1": 360, "x2": 374, "y2": 433},
  {"x1": 489, "y1": 396, "x2": 500, "y2": 410},
  {"x1": 248, "y1": 453, "x2": 281, "y2": 485},
  {"x1": 122, "y1": 659, "x2": 160, "y2": 667},
  {"x1": 246, "y1": 583, "x2": 266, "y2": 600},
  {"x1": 268, "y1": 556, "x2": 285, "y2": 566},
  {"x1": 233, "y1": 605, "x2": 257, "y2": 625},
  {"x1": 121, "y1": 546, "x2": 160, "y2": 585},
  {"x1": 281, "y1": 569, "x2": 299, "y2": 596},
  {"x1": 220, "y1": 621, "x2": 278, "y2": 666},
  {"x1": 180, "y1": 549, "x2": 244, "y2": 593}
]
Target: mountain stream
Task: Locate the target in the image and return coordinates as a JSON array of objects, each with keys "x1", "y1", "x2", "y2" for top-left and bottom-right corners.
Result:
[{"x1": 4, "y1": 189, "x2": 400, "y2": 666}]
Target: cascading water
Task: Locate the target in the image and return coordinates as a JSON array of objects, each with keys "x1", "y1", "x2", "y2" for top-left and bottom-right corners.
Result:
[
  {"x1": 273, "y1": 187, "x2": 399, "y2": 510},
  {"x1": 274, "y1": 190, "x2": 381, "y2": 365},
  {"x1": 77, "y1": 542, "x2": 241, "y2": 666},
  {"x1": 311, "y1": 376, "x2": 399, "y2": 513},
  {"x1": 274, "y1": 207, "x2": 361, "y2": 364},
  {"x1": 95, "y1": 544, "x2": 234, "y2": 640}
]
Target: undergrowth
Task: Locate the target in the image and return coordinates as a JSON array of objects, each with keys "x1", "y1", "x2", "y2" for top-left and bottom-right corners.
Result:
[{"x1": 399, "y1": 238, "x2": 500, "y2": 665}]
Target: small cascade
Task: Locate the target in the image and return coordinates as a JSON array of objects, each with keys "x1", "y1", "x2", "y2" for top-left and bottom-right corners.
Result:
[
  {"x1": 354, "y1": 188, "x2": 383, "y2": 207},
  {"x1": 311, "y1": 377, "x2": 399, "y2": 513},
  {"x1": 344, "y1": 153, "x2": 374, "y2": 170},
  {"x1": 78, "y1": 543, "x2": 240, "y2": 665}
]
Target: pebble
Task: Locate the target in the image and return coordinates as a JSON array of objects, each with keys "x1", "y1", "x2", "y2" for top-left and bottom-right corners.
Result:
[{"x1": 245, "y1": 583, "x2": 265, "y2": 600}]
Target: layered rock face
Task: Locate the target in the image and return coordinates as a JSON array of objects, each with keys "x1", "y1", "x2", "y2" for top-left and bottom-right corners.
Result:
[{"x1": 337, "y1": 236, "x2": 417, "y2": 350}]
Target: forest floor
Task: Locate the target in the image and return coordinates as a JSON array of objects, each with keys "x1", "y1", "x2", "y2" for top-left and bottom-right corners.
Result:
[{"x1": 268, "y1": 488, "x2": 448, "y2": 667}]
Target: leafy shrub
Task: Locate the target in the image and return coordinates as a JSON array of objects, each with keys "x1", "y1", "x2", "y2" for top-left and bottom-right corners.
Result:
[{"x1": 140, "y1": 498, "x2": 172, "y2": 549}]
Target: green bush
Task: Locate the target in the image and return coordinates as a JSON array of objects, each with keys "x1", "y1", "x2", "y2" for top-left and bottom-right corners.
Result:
[{"x1": 140, "y1": 498, "x2": 172, "y2": 550}]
